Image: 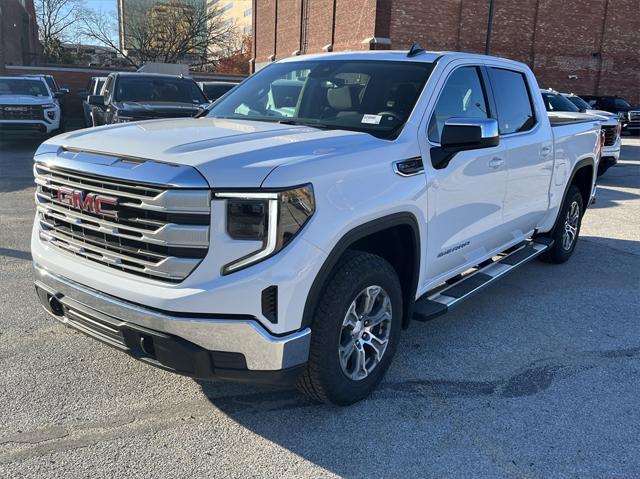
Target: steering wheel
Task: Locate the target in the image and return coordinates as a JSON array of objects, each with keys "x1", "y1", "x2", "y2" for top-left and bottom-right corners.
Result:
[{"x1": 376, "y1": 111, "x2": 403, "y2": 122}]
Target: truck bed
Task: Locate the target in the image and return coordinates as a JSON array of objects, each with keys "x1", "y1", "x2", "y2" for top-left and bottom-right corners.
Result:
[{"x1": 548, "y1": 111, "x2": 600, "y2": 127}]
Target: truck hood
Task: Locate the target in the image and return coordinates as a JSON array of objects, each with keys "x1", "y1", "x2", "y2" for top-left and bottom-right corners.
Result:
[
  {"x1": 585, "y1": 109, "x2": 618, "y2": 121},
  {"x1": 44, "y1": 117, "x2": 379, "y2": 188},
  {"x1": 0, "y1": 95, "x2": 53, "y2": 105}
]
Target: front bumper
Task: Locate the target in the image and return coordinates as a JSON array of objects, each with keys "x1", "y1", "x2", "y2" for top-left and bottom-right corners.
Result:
[
  {"x1": 33, "y1": 263, "x2": 311, "y2": 383},
  {"x1": 602, "y1": 136, "x2": 621, "y2": 161},
  {"x1": 0, "y1": 118, "x2": 59, "y2": 134}
]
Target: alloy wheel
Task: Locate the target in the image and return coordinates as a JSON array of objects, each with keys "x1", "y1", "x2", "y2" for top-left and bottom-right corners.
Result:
[
  {"x1": 338, "y1": 285, "x2": 393, "y2": 381},
  {"x1": 562, "y1": 200, "x2": 580, "y2": 250}
]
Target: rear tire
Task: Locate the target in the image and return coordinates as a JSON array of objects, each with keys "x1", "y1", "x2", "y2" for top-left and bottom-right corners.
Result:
[
  {"x1": 540, "y1": 185, "x2": 584, "y2": 264},
  {"x1": 297, "y1": 251, "x2": 403, "y2": 405}
]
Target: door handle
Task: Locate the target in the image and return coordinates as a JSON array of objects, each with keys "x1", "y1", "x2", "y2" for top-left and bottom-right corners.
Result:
[{"x1": 488, "y1": 157, "x2": 505, "y2": 169}]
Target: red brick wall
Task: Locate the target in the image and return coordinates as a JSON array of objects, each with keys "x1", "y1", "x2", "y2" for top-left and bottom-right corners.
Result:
[
  {"x1": 597, "y1": 0, "x2": 640, "y2": 105},
  {"x1": 388, "y1": 0, "x2": 639, "y2": 104},
  {"x1": 276, "y1": 0, "x2": 303, "y2": 56},
  {"x1": 254, "y1": 0, "x2": 639, "y2": 104},
  {"x1": 1, "y1": 0, "x2": 41, "y2": 67},
  {"x1": 390, "y1": 0, "x2": 464, "y2": 51},
  {"x1": 254, "y1": 0, "x2": 379, "y2": 64},
  {"x1": 255, "y1": 0, "x2": 277, "y2": 62},
  {"x1": 333, "y1": 0, "x2": 377, "y2": 51},
  {"x1": 304, "y1": 0, "x2": 334, "y2": 53}
]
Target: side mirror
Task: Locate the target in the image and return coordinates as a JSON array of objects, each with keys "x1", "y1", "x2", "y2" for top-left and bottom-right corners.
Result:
[
  {"x1": 431, "y1": 117, "x2": 499, "y2": 169},
  {"x1": 53, "y1": 91, "x2": 65, "y2": 99},
  {"x1": 88, "y1": 95, "x2": 105, "y2": 107},
  {"x1": 59, "y1": 88, "x2": 70, "y2": 95}
]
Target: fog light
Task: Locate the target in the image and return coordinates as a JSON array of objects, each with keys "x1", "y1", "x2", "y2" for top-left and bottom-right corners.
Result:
[{"x1": 46, "y1": 110, "x2": 55, "y2": 120}]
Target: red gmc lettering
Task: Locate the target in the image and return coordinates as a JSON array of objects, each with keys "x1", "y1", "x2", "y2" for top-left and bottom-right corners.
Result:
[
  {"x1": 57, "y1": 186, "x2": 74, "y2": 207},
  {"x1": 95, "y1": 196, "x2": 118, "y2": 216},
  {"x1": 56, "y1": 187, "x2": 117, "y2": 218},
  {"x1": 73, "y1": 190, "x2": 95, "y2": 212}
]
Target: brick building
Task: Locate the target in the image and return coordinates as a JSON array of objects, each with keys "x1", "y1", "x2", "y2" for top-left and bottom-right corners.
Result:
[
  {"x1": 0, "y1": 0, "x2": 41, "y2": 69},
  {"x1": 252, "y1": 0, "x2": 640, "y2": 104}
]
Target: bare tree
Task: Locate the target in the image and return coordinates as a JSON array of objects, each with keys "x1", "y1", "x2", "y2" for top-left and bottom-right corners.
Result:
[
  {"x1": 35, "y1": 0, "x2": 83, "y2": 60},
  {"x1": 80, "y1": 0, "x2": 238, "y2": 69}
]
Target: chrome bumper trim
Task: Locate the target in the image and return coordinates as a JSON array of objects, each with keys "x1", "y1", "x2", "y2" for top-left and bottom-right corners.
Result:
[{"x1": 33, "y1": 263, "x2": 310, "y2": 370}]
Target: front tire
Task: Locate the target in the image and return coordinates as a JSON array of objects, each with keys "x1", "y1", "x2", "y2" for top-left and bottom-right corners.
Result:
[
  {"x1": 298, "y1": 251, "x2": 403, "y2": 405},
  {"x1": 540, "y1": 185, "x2": 584, "y2": 264}
]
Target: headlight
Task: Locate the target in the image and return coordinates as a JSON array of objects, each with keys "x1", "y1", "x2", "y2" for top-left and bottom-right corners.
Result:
[{"x1": 215, "y1": 184, "x2": 315, "y2": 274}]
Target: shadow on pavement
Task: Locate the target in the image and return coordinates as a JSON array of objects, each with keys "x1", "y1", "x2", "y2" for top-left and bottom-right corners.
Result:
[
  {"x1": 0, "y1": 247, "x2": 33, "y2": 261},
  {"x1": 591, "y1": 186, "x2": 640, "y2": 209},
  {"x1": 193, "y1": 235, "x2": 640, "y2": 477},
  {"x1": 0, "y1": 137, "x2": 42, "y2": 193}
]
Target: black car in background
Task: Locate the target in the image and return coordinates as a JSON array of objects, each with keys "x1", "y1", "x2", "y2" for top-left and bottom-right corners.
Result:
[
  {"x1": 198, "y1": 81, "x2": 237, "y2": 102},
  {"x1": 88, "y1": 73, "x2": 209, "y2": 126},
  {"x1": 580, "y1": 95, "x2": 640, "y2": 133}
]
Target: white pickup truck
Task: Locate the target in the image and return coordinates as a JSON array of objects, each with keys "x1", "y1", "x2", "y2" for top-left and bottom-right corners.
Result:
[{"x1": 32, "y1": 50, "x2": 603, "y2": 405}]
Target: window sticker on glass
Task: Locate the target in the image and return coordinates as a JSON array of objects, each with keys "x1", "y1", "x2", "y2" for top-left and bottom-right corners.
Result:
[{"x1": 362, "y1": 114, "x2": 382, "y2": 125}]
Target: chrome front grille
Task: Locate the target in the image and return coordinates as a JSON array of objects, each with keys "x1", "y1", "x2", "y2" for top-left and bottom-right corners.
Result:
[
  {"x1": 0, "y1": 104, "x2": 43, "y2": 120},
  {"x1": 34, "y1": 156, "x2": 210, "y2": 283},
  {"x1": 601, "y1": 125, "x2": 617, "y2": 146},
  {"x1": 629, "y1": 111, "x2": 640, "y2": 122}
]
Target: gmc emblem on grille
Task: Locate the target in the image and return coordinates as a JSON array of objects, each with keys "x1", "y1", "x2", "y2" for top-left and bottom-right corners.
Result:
[{"x1": 57, "y1": 186, "x2": 118, "y2": 218}]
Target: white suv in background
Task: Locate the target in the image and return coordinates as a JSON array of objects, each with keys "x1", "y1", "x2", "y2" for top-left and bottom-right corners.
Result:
[{"x1": 0, "y1": 76, "x2": 62, "y2": 136}]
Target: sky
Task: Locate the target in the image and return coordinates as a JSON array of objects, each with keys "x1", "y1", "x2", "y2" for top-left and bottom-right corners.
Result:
[
  {"x1": 84, "y1": 0, "x2": 117, "y2": 17},
  {"x1": 74, "y1": 0, "x2": 118, "y2": 45}
]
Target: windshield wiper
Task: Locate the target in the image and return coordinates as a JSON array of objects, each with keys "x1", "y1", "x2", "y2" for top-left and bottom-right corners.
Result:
[{"x1": 277, "y1": 119, "x2": 332, "y2": 129}]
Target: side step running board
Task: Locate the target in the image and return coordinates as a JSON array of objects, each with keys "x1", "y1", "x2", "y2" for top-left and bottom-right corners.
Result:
[{"x1": 413, "y1": 239, "x2": 552, "y2": 322}]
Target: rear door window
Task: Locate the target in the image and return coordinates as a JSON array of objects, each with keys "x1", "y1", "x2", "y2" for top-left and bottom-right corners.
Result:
[{"x1": 488, "y1": 68, "x2": 536, "y2": 134}]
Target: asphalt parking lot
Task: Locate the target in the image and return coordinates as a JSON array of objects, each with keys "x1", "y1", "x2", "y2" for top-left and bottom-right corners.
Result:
[{"x1": 1, "y1": 134, "x2": 639, "y2": 478}]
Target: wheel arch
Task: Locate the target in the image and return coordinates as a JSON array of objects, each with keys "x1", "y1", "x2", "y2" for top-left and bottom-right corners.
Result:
[
  {"x1": 570, "y1": 158, "x2": 596, "y2": 208},
  {"x1": 302, "y1": 212, "x2": 421, "y2": 330},
  {"x1": 547, "y1": 158, "x2": 595, "y2": 235}
]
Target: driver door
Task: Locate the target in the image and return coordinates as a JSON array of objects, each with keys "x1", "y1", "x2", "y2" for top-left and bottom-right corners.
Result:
[{"x1": 420, "y1": 65, "x2": 510, "y2": 286}]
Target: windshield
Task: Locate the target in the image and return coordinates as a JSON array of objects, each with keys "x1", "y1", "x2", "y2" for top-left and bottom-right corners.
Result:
[
  {"x1": 614, "y1": 98, "x2": 632, "y2": 108},
  {"x1": 206, "y1": 60, "x2": 434, "y2": 139},
  {"x1": 565, "y1": 95, "x2": 591, "y2": 111},
  {"x1": 541, "y1": 92, "x2": 580, "y2": 112},
  {"x1": 0, "y1": 79, "x2": 50, "y2": 97},
  {"x1": 114, "y1": 76, "x2": 207, "y2": 104}
]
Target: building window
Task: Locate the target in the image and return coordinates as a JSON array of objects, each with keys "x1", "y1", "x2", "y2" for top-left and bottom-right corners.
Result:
[
  {"x1": 243, "y1": 25, "x2": 252, "y2": 34},
  {"x1": 244, "y1": 8, "x2": 252, "y2": 17}
]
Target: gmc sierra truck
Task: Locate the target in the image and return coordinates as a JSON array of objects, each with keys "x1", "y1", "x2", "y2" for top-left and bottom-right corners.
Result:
[{"x1": 32, "y1": 50, "x2": 603, "y2": 405}]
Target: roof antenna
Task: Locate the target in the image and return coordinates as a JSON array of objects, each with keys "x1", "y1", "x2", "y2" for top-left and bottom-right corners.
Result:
[{"x1": 407, "y1": 42, "x2": 425, "y2": 58}]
